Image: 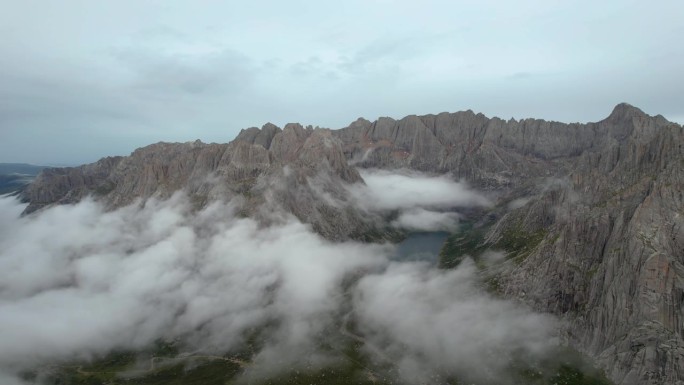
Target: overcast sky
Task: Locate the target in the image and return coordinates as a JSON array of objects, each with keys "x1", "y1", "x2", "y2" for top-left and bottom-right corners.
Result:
[{"x1": 1, "y1": 0, "x2": 682, "y2": 165}]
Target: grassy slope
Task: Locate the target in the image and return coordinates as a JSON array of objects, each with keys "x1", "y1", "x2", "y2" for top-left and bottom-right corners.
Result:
[{"x1": 36, "y1": 331, "x2": 611, "y2": 385}]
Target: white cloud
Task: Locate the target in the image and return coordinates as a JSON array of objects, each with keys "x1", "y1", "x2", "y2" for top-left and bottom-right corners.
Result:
[
  {"x1": 508, "y1": 197, "x2": 531, "y2": 210},
  {"x1": 391, "y1": 208, "x2": 460, "y2": 232},
  {"x1": 0, "y1": 195, "x2": 388, "y2": 372},
  {"x1": 0, "y1": 371, "x2": 26, "y2": 385},
  {"x1": 352, "y1": 169, "x2": 490, "y2": 211},
  {"x1": 353, "y1": 260, "x2": 557, "y2": 383},
  {"x1": 348, "y1": 169, "x2": 488, "y2": 232},
  {"x1": 0, "y1": 194, "x2": 555, "y2": 383}
]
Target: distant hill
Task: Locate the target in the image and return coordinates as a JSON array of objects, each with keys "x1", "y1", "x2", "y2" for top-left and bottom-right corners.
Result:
[
  {"x1": 0, "y1": 163, "x2": 48, "y2": 195},
  {"x1": 0, "y1": 163, "x2": 47, "y2": 176}
]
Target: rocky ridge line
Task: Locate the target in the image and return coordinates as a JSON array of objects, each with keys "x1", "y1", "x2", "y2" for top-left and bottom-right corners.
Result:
[{"x1": 20, "y1": 103, "x2": 684, "y2": 384}]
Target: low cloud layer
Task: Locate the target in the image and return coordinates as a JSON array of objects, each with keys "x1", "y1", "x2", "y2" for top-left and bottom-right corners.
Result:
[
  {"x1": 354, "y1": 169, "x2": 490, "y2": 210},
  {"x1": 0, "y1": 194, "x2": 554, "y2": 383},
  {"x1": 0, "y1": 195, "x2": 387, "y2": 371},
  {"x1": 391, "y1": 208, "x2": 461, "y2": 232},
  {"x1": 354, "y1": 261, "x2": 555, "y2": 383},
  {"x1": 350, "y1": 169, "x2": 489, "y2": 232}
]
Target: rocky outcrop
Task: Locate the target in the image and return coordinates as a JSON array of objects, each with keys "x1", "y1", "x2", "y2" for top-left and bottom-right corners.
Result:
[
  {"x1": 21, "y1": 103, "x2": 684, "y2": 384},
  {"x1": 333, "y1": 103, "x2": 673, "y2": 191},
  {"x1": 489, "y1": 117, "x2": 684, "y2": 385},
  {"x1": 25, "y1": 155, "x2": 124, "y2": 212},
  {"x1": 234, "y1": 122, "x2": 281, "y2": 149},
  {"x1": 334, "y1": 103, "x2": 684, "y2": 384},
  {"x1": 21, "y1": 125, "x2": 372, "y2": 240}
]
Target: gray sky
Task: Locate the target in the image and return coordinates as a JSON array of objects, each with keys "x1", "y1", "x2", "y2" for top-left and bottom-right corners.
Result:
[{"x1": 1, "y1": 0, "x2": 682, "y2": 165}]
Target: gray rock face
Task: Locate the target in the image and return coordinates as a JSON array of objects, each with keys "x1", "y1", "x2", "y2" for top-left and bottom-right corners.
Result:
[
  {"x1": 333, "y1": 103, "x2": 672, "y2": 191},
  {"x1": 20, "y1": 103, "x2": 684, "y2": 384},
  {"x1": 492, "y1": 118, "x2": 684, "y2": 385},
  {"x1": 235, "y1": 122, "x2": 282, "y2": 149},
  {"x1": 22, "y1": 126, "x2": 370, "y2": 240}
]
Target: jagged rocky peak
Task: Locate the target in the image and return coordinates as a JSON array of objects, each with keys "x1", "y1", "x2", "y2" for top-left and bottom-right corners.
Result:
[
  {"x1": 128, "y1": 140, "x2": 209, "y2": 159},
  {"x1": 25, "y1": 103, "x2": 675, "y2": 215},
  {"x1": 600, "y1": 102, "x2": 675, "y2": 144},
  {"x1": 604, "y1": 102, "x2": 679, "y2": 128},
  {"x1": 606, "y1": 102, "x2": 647, "y2": 122},
  {"x1": 234, "y1": 122, "x2": 282, "y2": 149},
  {"x1": 265, "y1": 123, "x2": 308, "y2": 162},
  {"x1": 299, "y1": 129, "x2": 362, "y2": 183},
  {"x1": 21, "y1": 118, "x2": 364, "y2": 225},
  {"x1": 349, "y1": 117, "x2": 372, "y2": 130}
]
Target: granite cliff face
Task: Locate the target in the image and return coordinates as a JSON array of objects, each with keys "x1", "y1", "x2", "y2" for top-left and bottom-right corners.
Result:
[
  {"x1": 333, "y1": 103, "x2": 672, "y2": 190},
  {"x1": 491, "y1": 109, "x2": 684, "y2": 385},
  {"x1": 21, "y1": 103, "x2": 684, "y2": 384},
  {"x1": 23, "y1": 124, "x2": 377, "y2": 240}
]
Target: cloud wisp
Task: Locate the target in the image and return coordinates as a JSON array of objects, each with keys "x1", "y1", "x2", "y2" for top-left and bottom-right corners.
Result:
[
  {"x1": 0, "y1": 192, "x2": 553, "y2": 383},
  {"x1": 353, "y1": 260, "x2": 556, "y2": 383},
  {"x1": 391, "y1": 208, "x2": 461, "y2": 232},
  {"x1": 0, "y1": 195, "x2": 387, "y2": 372},
  {"x1": 349, "y1": 169, "x2": 490, "y2": 231}
]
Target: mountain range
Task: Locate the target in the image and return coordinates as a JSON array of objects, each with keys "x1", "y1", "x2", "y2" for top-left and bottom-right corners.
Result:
[{"x1": 20, "y1": 103, "x2": 684, "y2": 385}]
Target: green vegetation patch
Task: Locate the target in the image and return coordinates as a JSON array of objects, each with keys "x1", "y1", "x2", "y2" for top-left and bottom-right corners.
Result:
[
  {"x1": 93, "y1": 181, "x2": 115, "y2": 196},
  {"x1": 128, "y1": 359, "x2": 242, "y2": 385},
  {"x1": 439, "y1": 221, "x2": 491, "y2": 269},
  {"x1": 507, "y1": 347, "x2": 612, "y2": 385},
  {"x1": 496, "y1": 222, "x2": 548, "y2": 264},
  {"x1": 80, "y1": 351, "x2": 136, "y2": 373},
  {"x1": 439, "y1": 215, "x2": 549, "y2": 269},
  {"x1": 37, "y1": 339, "x2": 613, "y2": 385}
]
